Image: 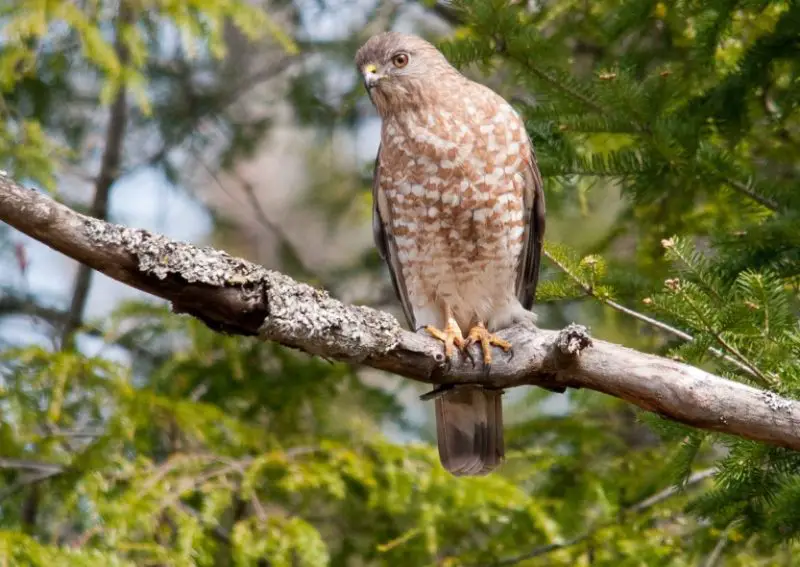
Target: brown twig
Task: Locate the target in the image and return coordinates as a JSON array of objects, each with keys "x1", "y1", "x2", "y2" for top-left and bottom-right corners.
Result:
[
  {"x1": 701, "y1": 522, "x2": 733, "y2": 567},
  {"x1": 495, "y1": 468, "x2": 716, "y2": 565},
  {"x1": 60, "y1": 3, "x2": 131, "y2": 349},
  {"x1": 544, "y1": 250, "x2": 765, "y2": 381}
]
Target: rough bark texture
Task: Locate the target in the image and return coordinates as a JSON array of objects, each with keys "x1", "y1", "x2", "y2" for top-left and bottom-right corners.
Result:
[{"x1": 2, "y1": 173, "x2": 800, "y2": 450}]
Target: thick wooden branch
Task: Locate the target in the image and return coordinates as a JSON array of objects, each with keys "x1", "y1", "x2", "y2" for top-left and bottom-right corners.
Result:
[{"x1": 2, "y1": 173, "x2": 800, "y2": 450}]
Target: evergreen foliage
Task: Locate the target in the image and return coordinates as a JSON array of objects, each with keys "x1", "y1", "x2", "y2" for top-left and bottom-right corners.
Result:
[
  {"x1": 1, "y1": 0, "x2": 799, "y2": 564},
  {"x1": 435, "y1": 0, "x2": 800, "y2": 557}
]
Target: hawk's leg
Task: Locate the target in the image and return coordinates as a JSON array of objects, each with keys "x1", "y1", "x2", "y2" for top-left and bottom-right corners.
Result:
[
  {"x1": 424, "y1": 306, "x2": 465, "y2": 359},
  {"x1": 464, "y1": 322, "x2": 511, "y2": 365}
]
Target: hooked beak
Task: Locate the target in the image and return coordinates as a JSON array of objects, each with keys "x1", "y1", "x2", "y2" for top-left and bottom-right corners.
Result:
[{"x1": 362, "y1": 63, "x2": 384, "y2": 90}]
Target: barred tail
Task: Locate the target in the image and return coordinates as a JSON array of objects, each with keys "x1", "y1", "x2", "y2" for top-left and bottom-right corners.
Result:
[{"x1": 434, "y1": 385, "x2": 504, "y2": 476}]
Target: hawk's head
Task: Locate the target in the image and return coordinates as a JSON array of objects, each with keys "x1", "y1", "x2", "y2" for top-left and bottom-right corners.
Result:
[{"x1": 355, "y1": 32, "x2": 459, "y2": 115}]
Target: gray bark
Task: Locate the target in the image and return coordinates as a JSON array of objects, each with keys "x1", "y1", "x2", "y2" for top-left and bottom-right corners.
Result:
[{"x1": 2, "y1": 173, "x2": 800, "y2": 450}]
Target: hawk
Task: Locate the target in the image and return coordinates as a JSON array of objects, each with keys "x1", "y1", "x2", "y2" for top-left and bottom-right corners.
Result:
[{"x1": 356, "y1": 32, "x2": 545, "y2": 476}]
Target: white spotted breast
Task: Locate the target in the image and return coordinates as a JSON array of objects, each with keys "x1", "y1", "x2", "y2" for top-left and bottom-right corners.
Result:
[{"x1": 377, "y1": 83, "x2": 530, "y2": 316}]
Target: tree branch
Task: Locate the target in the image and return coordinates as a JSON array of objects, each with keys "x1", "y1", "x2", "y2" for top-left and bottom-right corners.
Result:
[
  {"x1": 494, "y1": 468, "x2": 717, "y2": 565},
  {"x1": 706, "y1": 168, "x2": 780, "y2": 213},
  {"x1": 627, "y1": 468, "x2": 716, "y2": 513},
  {"x1": 430, "y1": 2, "x2": 464, "y2": 26},
  {"x1": 543, "y1": 250, "x2": 763, "y2": 380},
  {"x1": 701, "y1": 526, "x2": 730, "y2": 567},
  {"x1": 2, "y1": 174, "x2": 800, "y2": 450}
]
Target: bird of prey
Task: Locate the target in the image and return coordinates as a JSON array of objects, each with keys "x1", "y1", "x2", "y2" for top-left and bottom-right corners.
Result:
[{"x1": 355, "y1": 32, "x2": 545, "y2": 476}]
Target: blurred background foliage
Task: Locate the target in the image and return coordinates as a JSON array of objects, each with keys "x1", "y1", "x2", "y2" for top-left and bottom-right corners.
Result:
[{"x1": 1, "y1": 0, "x2": 799, "y2": 564}]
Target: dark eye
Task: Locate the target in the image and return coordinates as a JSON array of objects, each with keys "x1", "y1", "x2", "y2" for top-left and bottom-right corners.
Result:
[{"x1": 392, "y1": 53, "x2": 409, "y2": 68}]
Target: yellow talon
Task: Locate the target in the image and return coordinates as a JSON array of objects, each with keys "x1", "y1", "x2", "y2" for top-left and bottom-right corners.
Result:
[
  {"x1": 425, "y1": 317, "x2": 466, "y2": 359},
  {"x1": 464, "y1": 322, "x2": 511, "y2": 365}
]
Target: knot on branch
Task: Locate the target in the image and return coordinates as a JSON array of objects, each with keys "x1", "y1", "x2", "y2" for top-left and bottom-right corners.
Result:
[{"x1": 556, "y1": 324, "x2": 592, "y2": 355}]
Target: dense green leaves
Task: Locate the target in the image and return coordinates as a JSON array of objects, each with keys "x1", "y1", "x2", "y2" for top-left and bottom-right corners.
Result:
[{"x1": 0, "y1": 0, "x2": 287, "y2": 188}]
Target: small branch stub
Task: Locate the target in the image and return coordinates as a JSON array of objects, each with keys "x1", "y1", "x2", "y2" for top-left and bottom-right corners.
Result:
[{"x1": 557, "y1": 323, "x2": 593, "y2": 355}]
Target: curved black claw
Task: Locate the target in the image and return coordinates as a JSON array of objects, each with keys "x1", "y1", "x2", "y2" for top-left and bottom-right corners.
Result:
[{"x1": 462, "y1": 343, "x2": 478, "y2": 367}]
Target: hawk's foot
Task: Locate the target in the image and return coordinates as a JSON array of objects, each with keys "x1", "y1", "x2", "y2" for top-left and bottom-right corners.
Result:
[
  {"x1": 425, "y1": 318, "x2": 466, "y2": 360},
  {"x1": 464, "y1": 322, "x2": 511, "y2": 365}
]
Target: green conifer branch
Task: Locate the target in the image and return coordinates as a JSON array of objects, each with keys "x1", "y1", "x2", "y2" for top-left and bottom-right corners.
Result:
[
  {"x1": 661, "y1": 238, "x2": 777, "y2": 386},
  {"x1": 543, "y1": 249, "x2": 761, "y2": 380},
  {"x1": 675, "y1": 285, "x2": 776, "y2": 388},
  {"x1": 504, "y1": 51, "x2": 607, "y2": 116},
  {"x1": 707, "y1": 167, "x2": 781, "y2": 213}
]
